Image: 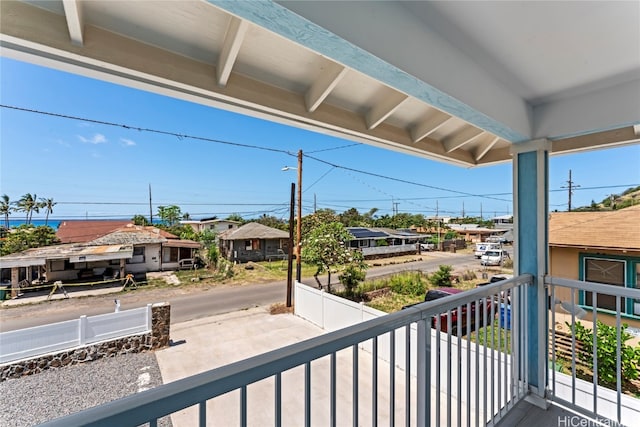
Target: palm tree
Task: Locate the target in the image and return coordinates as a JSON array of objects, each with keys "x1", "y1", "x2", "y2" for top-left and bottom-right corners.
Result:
[
  {"x1": 0, "y1": 194, "x2": 12, "y2": 228},
  {"x1": 39, "y1": 197, "x2": 56, "y2": 226},
  {"x1": 17, "y1": 193, "x2": 38, "y2": 224}
]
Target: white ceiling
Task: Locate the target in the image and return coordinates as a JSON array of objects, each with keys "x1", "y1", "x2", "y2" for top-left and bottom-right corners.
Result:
[{"x1": 1, "y1": 0, "x2": 638, "y2": 167}]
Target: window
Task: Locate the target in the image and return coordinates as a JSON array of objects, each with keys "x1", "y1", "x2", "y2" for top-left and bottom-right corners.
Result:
[
  {"x1": 579, "y1": 254, "x2": 639, "y2": 317},
  {"x1": 127, "y1": 246, "x2": 145, "y2": 264},
  {"x1": 163, "y1": 247, "x2": 179, "y2": 263},
  {"x1": 245, "y1": 240, "x2": 260, "y2": 251},
  {"x1": 583, "y1": 258, "x2": 625, "y2": 311}
]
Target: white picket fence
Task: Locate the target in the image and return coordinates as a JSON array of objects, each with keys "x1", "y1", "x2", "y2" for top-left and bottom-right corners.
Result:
[{"x1": 0, "y1": 305, "x2": 152, "y2": 364}]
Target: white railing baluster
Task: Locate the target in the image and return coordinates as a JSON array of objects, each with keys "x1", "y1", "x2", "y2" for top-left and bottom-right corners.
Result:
[
  {"x1": 616, "y1": 296, "x2": 622, "y2": 426},
  {"x1": 592, "y1": 293, "x2": 598, "y2": 416},
  {"x1": 330, "y1": 353, "x2": 336, "y2": 427},
  {"x1": 372, "y1": 336, "x2": 378, "y2": 427},
  {"x1": 417, "y1": 318, "x2": 430, "y2": 427},
  {"x1": 389, "y1": 330, "x2": 395, "y2": 427},
  {"x1": 240, "y1": 385, "x2": 247, "y2": 427},
  {"x1": 305, "y1": 361, "x2": 311, "y2": 427},
  {"x1": 405, "y1": 324, "x2": 411, "y2": 427},
  {"x1": 457, "y1": 304, "x2": 462, "y2": 427},
  {"x1": 446, "y1": 311, "x2": 452, "y2": 427},
  {"x1": 199, "y1": 401, "x2": 206, "y2": 427},
  {"x1": 466, "y1": 301, "x2": 471, "y2": 427},
  {"x1": 275, "y1": 373, "x2": 281, "y2": 427},
  {"x1": 570, "y1": 287, "x2": 577, "y2": 405},
  {"x1": 436, "y1": 316, "x2": 441, "y2": 425},
  {"x1": 352, "y1": 344, "x2": 358, "y2": 427},
  {"x1": 474, "y1": 298, "x2": 480, "y2": 427}
]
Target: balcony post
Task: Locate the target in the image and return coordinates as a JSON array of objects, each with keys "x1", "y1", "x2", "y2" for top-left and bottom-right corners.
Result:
[{"x1": 511, "y1": 139, "x2": 551, "y2": 407}]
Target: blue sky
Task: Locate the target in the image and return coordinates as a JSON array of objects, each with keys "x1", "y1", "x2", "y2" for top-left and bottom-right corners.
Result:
[{"x1": 1, "y1": 57, "x2": 639, "y2": 223}]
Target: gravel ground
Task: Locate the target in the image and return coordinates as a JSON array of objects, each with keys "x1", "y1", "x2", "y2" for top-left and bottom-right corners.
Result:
[{"x1": 0, "y1": 352, "x2": 171, "y2": 427}]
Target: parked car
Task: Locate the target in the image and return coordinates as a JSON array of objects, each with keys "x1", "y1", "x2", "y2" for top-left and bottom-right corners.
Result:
[
  {"x1": 403, "y1": 287, "x2": 495, "y2": 335},
  {"x1": 420, "y1": 242, "x2": 435, "y2": 251},
  {"x1": 480, "y1": 249, "x2": 510, "y2": 266}
]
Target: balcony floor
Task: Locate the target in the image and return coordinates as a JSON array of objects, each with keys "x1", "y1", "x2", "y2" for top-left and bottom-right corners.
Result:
[{"x1": 496, "y1": 399, "x2": 596, "y2": 427}]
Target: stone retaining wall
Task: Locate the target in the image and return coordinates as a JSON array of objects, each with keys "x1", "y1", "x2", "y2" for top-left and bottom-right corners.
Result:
[{"x1": 0, "y1": 302, "x2": 171, "y2": 381}]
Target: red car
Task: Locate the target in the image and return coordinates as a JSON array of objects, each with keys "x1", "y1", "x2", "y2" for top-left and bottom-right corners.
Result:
[{"x1": 404, "y1": 288, "x2": 495, "y2": 336}]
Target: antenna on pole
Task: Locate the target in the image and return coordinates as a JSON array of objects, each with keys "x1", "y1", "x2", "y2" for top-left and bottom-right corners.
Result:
[{"x1": 561, "y1": 170, "x2": 580, "y2": 211}]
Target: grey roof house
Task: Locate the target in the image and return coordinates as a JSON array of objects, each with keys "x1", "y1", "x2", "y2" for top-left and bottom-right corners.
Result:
[{"x1": 219, "y1": 222, "x2": 289, "y2": 263}]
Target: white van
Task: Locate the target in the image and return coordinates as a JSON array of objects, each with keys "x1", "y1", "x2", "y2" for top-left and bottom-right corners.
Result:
[
  {"x1": 481, "y1": 249, "x2": 510, "y2": 266},
  {"x1": 474, "y1": 242, "x2": 500, "y2": 258}
]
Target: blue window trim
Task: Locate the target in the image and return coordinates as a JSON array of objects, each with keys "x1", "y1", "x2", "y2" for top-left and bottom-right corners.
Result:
[{"x1": 578, "y1": 253, "x2": 640, "y2": 318}]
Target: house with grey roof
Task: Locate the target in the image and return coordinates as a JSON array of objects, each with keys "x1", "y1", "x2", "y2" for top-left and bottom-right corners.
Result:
[{"x1": 219, "y1": 222, "x2": 289, "y2": 263}]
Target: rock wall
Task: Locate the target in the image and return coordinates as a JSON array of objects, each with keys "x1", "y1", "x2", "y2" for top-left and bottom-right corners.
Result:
[{"x1": 0, "y1": 303, "x2": 171, "y2": 381}]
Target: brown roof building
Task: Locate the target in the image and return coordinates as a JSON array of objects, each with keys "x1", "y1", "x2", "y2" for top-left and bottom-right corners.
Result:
[
  {"x1": 57, "y1": 220, "x2": 132, "y2": 243},
  {"x1": 549, "y1": 204, "x2": 640, "y2": 252}
]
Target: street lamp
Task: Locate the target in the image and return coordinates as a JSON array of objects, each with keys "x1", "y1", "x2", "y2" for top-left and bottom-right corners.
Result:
[{"x1": 282, "y1": 150, "x2": 303, "y2": 282}]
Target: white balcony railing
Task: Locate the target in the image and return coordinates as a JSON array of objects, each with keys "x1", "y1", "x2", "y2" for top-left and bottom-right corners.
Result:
[
  {"x1": 546, "y1": 276, "x2": 640, "y2": 427},
  {"x1": 41, "y1": 275, "x2": 533, "y2": 427}
]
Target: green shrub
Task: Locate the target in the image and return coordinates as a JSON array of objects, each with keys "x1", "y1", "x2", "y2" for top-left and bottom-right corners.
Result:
[
  {"x1": 339, "y1": 263, "x2": 367, "y2": 296},
  {"x1": 388, "y1": 272, "x2": 427, "y2": 296},
  {"x1": 429, "y1": 265, "x2": 453, "y2": 287},
  {"x1": 571, "y1": 320, "x2": 640, "y2": 388}
]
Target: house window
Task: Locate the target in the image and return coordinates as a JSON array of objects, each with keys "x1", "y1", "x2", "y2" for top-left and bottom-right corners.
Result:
[
  {"x1": 163, "y1": 247, "x2": 179, "y2": 263},
  {"x1": 580, "y1": 255, "x2": 639, "y2": 317},
  {"x1": 127, "y1": 246, "x2": 145, "y2": 264},
  {"x1": 583, "y1": 258, "x2": 625, "y2": 311},
  {"x1": 245, "y1": 240, "x2": 260, "y2": 251}
]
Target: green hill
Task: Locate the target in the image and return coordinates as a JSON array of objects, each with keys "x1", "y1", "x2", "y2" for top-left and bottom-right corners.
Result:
[{"x1": 573, "y1": 185, "x2": 640, "y2": 212}]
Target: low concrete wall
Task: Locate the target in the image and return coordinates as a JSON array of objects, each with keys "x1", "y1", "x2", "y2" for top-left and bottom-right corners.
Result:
[{"x1": 0, "y1": 302, "x2": 171, "y2": 381}]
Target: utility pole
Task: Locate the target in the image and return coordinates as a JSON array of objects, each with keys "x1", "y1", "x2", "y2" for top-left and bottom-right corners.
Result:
[
  {"x1": 462, "y1": 201, "x2": 465, "y2": 218},
  {"x1": 149, "y1": 184, "x2": 153, "y2": 224},
  {"x1": 561, "y1": 169, "x2": 580, "y2": 211},
  {"x1": 480, "y1": 203, "x2": 483, "y2": 220},
  {"x1": 436, "y1": 200, "x2": 440, "y2": 250},
  {"x1": 286, "y1": 183, "x2": 295, "y2": 307},
  {"x1": 314, "y1": 193, "x2": 317, "y2": 213},
  {"x1": 296, "y1": 150, "x2": 303, "y2": 282}
]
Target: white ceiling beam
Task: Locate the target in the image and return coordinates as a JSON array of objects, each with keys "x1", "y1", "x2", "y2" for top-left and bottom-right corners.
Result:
[
  {"x1": 366, "y1": 93, "x2": 409, "y2": 130},
  {"x1": 62, "y1": 0, "x2": 84, "y2": 46},
  {"x1": 305, "y1": 62, "x2": 347, "y2": 113},
  {"x1": 411, "y1": 112, "x2": 452, "y2": 142},
  {"x1": 442, "y1": 127, "x2": 484, "y2": 153},
  {"x1": 475, "y1": 136, "x2": 501, "y2": 161},
  {"x1": 217, "y1": 16, "x2": 248, "y2": 87}
]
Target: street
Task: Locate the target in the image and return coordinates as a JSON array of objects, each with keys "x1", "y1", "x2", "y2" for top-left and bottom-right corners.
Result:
[{"x1": 0, "y1": 252, "x2": 478, "y2": 332}]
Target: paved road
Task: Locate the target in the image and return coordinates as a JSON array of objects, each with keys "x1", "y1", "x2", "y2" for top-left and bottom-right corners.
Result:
[{"x1": 0, "y1": 252, "x2": 479, "y2": 332}]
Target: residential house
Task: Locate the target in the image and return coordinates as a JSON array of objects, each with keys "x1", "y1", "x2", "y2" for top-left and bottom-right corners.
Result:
[
  {"x1": 180, "y1": 217, "x2": 241, "y2": 234},
  {"x1": 549, "y1": 205, "x2": 640, "y2": 329},
  {"x1": 219, "y1": 222, "x2": 289, "y2": 263},
  {"x1": 347, "y1": 227, "x2": 424, "y2": 258},
  {"x1": 1, "y1": 223, "x2": 201, "y2": 296},
  {"x1": 448, "y1": 223, "x2": 495, "y2": 243}
]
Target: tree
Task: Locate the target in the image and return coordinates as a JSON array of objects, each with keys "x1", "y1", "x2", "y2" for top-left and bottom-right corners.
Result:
[
  {"x1": 338, "y1": 208, "x2": 365, "y2": 227},
  {"x1": 16, "y1": 193, "x2": 38, "y2": 224},
  {"x1": 157, "y1": 205, "x2": 182, "y2": 226},
  {"x1": 0, "y1": 225, "x2": 59, "y2": 255},
  {"x1": 301, "y1": 221, "x2": 363, "y2": 291},
  {"x1": 255, "y1": 214, "x2": 288, "y2": 231},
  {"x1": 226, "y1": 213, "x2": 244, "y2": 223},
  {"x1": 0, "y1": 194, "x2": 12, "y2": 229},
  {"x1": 39, "y1": 197, "x2": 56, "y2": 226},
  {"x1": 132, "y1": 214, "x2": 149, "y2": 226}
]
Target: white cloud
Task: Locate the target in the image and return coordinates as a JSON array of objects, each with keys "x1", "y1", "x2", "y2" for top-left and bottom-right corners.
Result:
[
  {"x1": 120, "y1": 138, "x2": 136, "y2": 146},
  {"x1": 56, "y1": 139, "x2": 71, "y2": 147},
  {"x1": 78, "y1": 133, "x2": 107, "y2": 144}
]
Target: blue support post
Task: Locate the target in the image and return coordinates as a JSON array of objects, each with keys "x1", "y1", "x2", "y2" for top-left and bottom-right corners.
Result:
[{"x1": 512, "y1": 139, "x2": 551, "y2": 407}]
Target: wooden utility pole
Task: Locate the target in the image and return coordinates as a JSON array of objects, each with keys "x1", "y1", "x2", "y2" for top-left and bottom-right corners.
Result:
[
  {"x1": 561, "y1": 169, "x2": 580, "y2": 211},
  {"x1": 149, "y1": 184, "x2": 153, "y2": 224},
  {"x1": 296, "y1": 150, "x2": 303, "y2": 282},
  {"x1": 286, "y1": 183, "x2": 295, "y2": 307}
]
